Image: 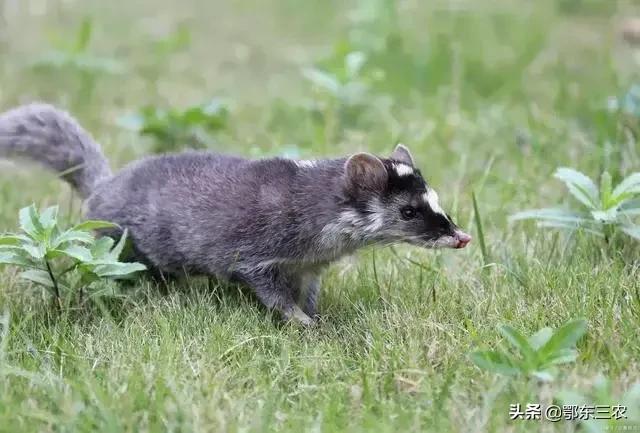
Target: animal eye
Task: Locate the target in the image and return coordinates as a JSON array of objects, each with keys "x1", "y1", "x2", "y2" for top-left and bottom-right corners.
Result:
[{"x1": 400, "y1": 206, "x2": 417, "y2": 220}]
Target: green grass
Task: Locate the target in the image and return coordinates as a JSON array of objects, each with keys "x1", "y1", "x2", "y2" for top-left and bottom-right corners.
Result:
[{"x1": 1, "y1": 0, "x2": 639, "y2": 432}]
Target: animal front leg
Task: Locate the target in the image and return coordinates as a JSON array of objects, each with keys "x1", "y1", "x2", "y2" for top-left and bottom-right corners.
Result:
[
  {"x1": 301, "y1": 275, "x2": 321, "y2": 318},
  {"x1": 239, "y1": 268, "x2": 313, "y2": 326}
]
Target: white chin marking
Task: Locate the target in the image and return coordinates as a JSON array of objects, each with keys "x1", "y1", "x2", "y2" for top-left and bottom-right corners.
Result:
[
  {"x1": 394, "y1": 163, "x2": 414, "y2": 176},
  {"x1": 296, "y1": 160, "x2": 317, "y2": 168},
  {"x1": 406, "y1": 235, "x2": 455, "y2": 249},
  {"x1": 423, "y1": 189, "x2": 446, "y2": 216},
  {"x1": 434, "y1": 236, "x2": 457, "y2": 248}
]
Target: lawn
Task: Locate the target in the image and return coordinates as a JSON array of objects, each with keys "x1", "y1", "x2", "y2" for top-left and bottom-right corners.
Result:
[{"x1": 0, "y1": 0, "x2": 639, "y2": 432}]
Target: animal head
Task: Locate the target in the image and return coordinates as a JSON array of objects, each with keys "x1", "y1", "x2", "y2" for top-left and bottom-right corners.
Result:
[{"x1": 341, "y1": 144, "x2": 471, "y2": 249}]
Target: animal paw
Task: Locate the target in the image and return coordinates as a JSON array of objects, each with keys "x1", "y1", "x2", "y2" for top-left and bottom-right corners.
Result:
[{"x1": 288, "y1": 304, "x2": 314, "y2": 326}]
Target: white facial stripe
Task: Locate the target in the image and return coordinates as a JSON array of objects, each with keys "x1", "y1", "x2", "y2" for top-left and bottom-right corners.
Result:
[
  {"x1": 423, "y1": 189, "x2": 445, "y2": 216},
  {"x1": 394, "y1": 163, "x2": 414, "y2": 176},
  {"x1": 296, "y1": 160, "x2": 317, "y2": 168}
]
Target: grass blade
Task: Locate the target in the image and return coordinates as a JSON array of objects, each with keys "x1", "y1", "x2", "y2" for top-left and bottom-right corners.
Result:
[{"x1": 471, "y1": 191, "x2": 488, "y2": 265}]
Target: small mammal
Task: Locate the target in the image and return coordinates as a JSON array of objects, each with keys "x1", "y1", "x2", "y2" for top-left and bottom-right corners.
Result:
[{"x1": 0, "y1": 103, "x2": 471, "y2": 324}]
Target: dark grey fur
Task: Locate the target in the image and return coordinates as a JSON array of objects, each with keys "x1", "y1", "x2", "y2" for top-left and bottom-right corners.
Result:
[
  {"x1": 0, "y1": 104, "x2": 111, "y2": 198},
  {"x1": 0, "y1": 103, "x2": 471, "y2": 324}
]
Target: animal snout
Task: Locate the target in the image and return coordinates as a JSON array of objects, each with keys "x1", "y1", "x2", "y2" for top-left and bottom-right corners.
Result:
[{"x1": 453, "y1": 230, "x2": 472, "y2": 249}]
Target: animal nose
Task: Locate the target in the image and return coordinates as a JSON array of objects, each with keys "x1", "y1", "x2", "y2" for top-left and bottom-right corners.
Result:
[{"x1": 454, "y1": 230, "x2": 472, "y2": 248}]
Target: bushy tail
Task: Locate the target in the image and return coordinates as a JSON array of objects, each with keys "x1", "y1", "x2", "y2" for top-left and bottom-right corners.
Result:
[{"x1": 0, "y1": 103, "x2": 112, "y2": 198}]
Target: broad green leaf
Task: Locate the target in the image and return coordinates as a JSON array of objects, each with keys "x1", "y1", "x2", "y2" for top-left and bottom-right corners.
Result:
[
  {"x1": 79, "y1": 269, "x2": 100, "y2": 286},
  {"x1": 0, "y1": 252, "x2": 36, "y2": 268},
  {"x1": 39, "y1": 206, "x2": 59, "y2": 231},
  {"x1": 117, "y1": 262, "x2": 146, "y2": 274},
  {"x1": 90, "y1": 237, "x2": 115, "y2": 258},
  {"x1": 470, "y1": 350, "x2": 520, "y2": 376},
  {"x1": 19, "y1": 269, "x2": 54, "y2": 288},
  {"x1": 0, "y1": 235, "x2": 24, "y2": 246},
  {"x1": 0, "y1": 251, "x2": 16, "y2": 264},
  {"x1": 22, "y1": 243, "x2": 45, "y2": 260},
  {"x1": 509, "y1": 208, "x2": 591, "y2": 224},
  {"x1": 612, "y1": 172, "x2": 640, "y2": 197},
  {"x1": 0, "y1": 245, "x2": 24, "y2": 252},
  {"x1": 29, "y1": 205, "x2": 45, "y2": 235},
  {"x1": 618, "y1": 198, "x2": 640, "y2": 217},
  {"x1": 539, "y1": 318, "x2": 587, "y2": 361},
  {"x1": 590, "y1": 208, "x2": 618, "y2": 224},
  {"x1": 499, "y1": 325, "x2": 536, "y2": 364},
  {"x1": 71, "y1": 220, "x2": 118, "y2": 232},
  {"x1": 606, "y1": 192, "x2": 636, "y2": 208},
  {"x1": 109, "y1": 230, "x2": 129, "y2": 260},
  {"x1": 55, "y1": 245, "x2": 93, "y2": 262},
  {"x1": 531, "y1": 370, "x2": 555, "y2": 382},
  {"x1": 544, "y1": 348, "x2": 578, "y2": 366},
  {"x1": 528, "y1": 327, "x2": 553, "y2": 350},
  {"x1": 621, "y1": 225, "x2": 640, "y2": 240},
  {"x1": 43, "y1": 250, "x2": 68, "y2": 260},
  {"x1": 52, "y1": 229, "x2": 94, "y2": 248},
  {"x1": 20, "y1": 270, "x2": 69, "y2": 294},
  {"x1": 554, "y1": 168, "x2": 599, "y2": 209},
  {"x1": 536, "y1": 221, "x2": 605, "y2": 237},
  {"x1": 18, "y1": 205, "x2": 44, "y2": 239},
  {"x1": 93, "y1": 262, "x2": 146, "y2": 278}
]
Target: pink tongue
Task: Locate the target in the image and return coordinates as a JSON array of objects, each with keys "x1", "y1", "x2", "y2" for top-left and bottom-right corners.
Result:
[{"x1": 454, "y1": 230, "x2": 472, "y2": 248}]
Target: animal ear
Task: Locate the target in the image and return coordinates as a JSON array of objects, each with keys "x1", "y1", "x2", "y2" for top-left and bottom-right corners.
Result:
[
  {"x1": 344, "y1": 153, "x2": 388, "y2": 194},
  {"x1": 389, "y1": 143, "x2": 415, "y2": 166}
]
